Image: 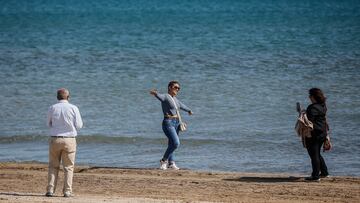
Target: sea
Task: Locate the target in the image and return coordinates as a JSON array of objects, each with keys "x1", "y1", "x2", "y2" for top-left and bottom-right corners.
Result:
[{"x1": 0, "y1": 0, "x2": 359, "y2": 176}]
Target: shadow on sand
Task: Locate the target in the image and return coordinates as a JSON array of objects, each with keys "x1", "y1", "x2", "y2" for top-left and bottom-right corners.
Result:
[
  {"x1": 0, "y1": 192, "x2": 45, "y2": 197},
  {"x1": 224, "y1": 176, "x2": 303, "y2": 183}
]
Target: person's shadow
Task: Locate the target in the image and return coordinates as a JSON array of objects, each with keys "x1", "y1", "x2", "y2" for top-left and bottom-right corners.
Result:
[
  {"x1": 224, "y1": 176, "x2": 302, "y2": 183},
  {"x1": 0, "y1": 192, "x2": 45, "y2": 197}
]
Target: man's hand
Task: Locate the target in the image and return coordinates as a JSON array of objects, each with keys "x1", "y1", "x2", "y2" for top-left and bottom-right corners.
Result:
[{"x1": 188, "y1": 111, "x2": 193, "y2": 115}]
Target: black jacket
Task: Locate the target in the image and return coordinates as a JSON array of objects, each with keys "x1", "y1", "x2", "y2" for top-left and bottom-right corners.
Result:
[{"x1": 306, "y1": 103, "x2": 327, "y2": 139}]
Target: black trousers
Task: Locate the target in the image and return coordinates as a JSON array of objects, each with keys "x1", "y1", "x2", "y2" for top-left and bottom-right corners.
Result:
[{"x1": 305, "y1": 136, "x2": 328, "y2": 178}]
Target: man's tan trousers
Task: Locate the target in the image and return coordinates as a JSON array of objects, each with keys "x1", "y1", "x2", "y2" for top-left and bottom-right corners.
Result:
[{"x1": 46, "y1": 137, "x2": 76, "y2": 194}]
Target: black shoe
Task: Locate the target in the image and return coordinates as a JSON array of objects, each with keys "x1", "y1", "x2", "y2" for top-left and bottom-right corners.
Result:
[
  {"x1": 45, "y1": 192, "x2": 53, "y2": 197},
  {"x1": 305, "y1": 176, "x2": 320, "y2": 182},
  {"x1": 320, "y1": 173, "x2": 330, "y2": 178}
]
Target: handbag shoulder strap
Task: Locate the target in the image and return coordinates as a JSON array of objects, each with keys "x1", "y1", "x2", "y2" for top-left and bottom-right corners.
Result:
[
  {"x1": 168, "y1": 94, "x2": 183, "y2": 123},
  {"x1": 323, "y1": 104, "x2": 330, "y2": 138},
  {"x1": 168, "y1": 94, "x2": 178, "y2": 109}
]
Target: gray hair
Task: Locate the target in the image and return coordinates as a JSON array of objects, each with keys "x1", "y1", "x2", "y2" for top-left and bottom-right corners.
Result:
[{"x1": 57, "y1": 88, "x2": 70, "y2": 100}]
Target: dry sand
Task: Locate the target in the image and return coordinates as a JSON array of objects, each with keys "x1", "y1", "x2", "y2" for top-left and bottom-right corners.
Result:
[{"x1": 0, "y1": 162, "x2": 359, "y2": 203}]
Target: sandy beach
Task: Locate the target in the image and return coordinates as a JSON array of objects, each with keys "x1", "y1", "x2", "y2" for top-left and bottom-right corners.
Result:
[{"x1": 0, "y1": 162, "x2": 359, "y2": 203}]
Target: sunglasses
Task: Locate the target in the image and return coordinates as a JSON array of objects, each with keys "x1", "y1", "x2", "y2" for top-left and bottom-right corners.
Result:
[{"x1": 172, "y1": 86, "x2": 181, "y2": 90}]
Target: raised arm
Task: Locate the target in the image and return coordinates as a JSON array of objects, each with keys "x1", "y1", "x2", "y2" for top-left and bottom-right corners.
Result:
[{"x1": 150, "y1": 89, "x2": 166, "y2": 102}]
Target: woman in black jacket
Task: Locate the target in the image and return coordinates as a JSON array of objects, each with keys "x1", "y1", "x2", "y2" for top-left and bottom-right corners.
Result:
[{"x1": 305, "y1": 88, "x2": 329, "y2": 181}]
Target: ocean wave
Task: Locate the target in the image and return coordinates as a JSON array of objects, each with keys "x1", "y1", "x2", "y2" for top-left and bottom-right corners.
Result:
[{"x1": 0, "y1": 135, "x2": 222, "y2": 145}]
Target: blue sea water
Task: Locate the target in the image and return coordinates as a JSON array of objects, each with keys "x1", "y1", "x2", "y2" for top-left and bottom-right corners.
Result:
[{"x1": 0, "y1": 0, "x2": 360, "y2": 176}]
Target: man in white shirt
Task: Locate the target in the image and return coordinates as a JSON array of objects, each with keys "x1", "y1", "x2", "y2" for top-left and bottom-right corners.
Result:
[{"x1": 46, "y1": 88, "x2": 83, "y2": 198}]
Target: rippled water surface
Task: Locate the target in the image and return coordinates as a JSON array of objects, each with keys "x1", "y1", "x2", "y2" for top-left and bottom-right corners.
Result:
[{"x1": 0, "y1": 0, "x2": 359, "y2": 175}]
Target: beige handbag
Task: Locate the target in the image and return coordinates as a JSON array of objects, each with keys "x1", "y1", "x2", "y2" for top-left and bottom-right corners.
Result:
[
  {"x1": 178, "y1": 113, "x2": 187, "y2": 132},
  {"x1": 168, "y1": 94, "x2": 187, "y2": 132},
  {"x1": 295, "y1": 111, "x2": 313, "y2": 148}
]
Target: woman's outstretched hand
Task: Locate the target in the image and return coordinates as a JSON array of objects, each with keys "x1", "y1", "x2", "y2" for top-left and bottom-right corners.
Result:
[
  {"x1": 150, "y1": 89, "x2": 157, "y2": 96},
  {"x1": 188, "y1": 111, "x2": 193, "y2": 115}
]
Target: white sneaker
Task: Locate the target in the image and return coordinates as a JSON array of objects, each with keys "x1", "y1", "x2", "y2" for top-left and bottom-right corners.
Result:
[
  {"x1": 64, "y1": 191, "x2": 72, "y2": 198},
  {"x1": 160, "y1": 160, "x2": 168, "y2": 170},
  {"x1": 168, "y1": 162, "x2": 180, "y2": 170}
]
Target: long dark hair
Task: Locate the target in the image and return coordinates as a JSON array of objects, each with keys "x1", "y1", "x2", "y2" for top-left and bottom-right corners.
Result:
[{"x1": 309, "y1": 88, "x2": 326, "y2": 104}]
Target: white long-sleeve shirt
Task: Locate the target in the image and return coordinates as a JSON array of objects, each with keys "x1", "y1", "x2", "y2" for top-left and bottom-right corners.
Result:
[{"x1": 47, "y1": 100, "x2": 83, "y2": 137}]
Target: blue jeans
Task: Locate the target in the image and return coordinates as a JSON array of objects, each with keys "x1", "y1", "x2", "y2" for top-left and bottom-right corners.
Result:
[{"x1": 162, "y1": 118, "x2": 180, "y2": 162}]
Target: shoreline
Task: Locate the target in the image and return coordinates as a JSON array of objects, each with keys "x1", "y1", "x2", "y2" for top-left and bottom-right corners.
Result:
[{"x1": 0, "y1": 162, "x2": 359, "y2": 203}]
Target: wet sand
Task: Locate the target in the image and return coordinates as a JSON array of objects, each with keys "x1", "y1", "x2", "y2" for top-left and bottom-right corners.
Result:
[{"x1": 0, "y1": 162, "x2": 359, "y2": 203}]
